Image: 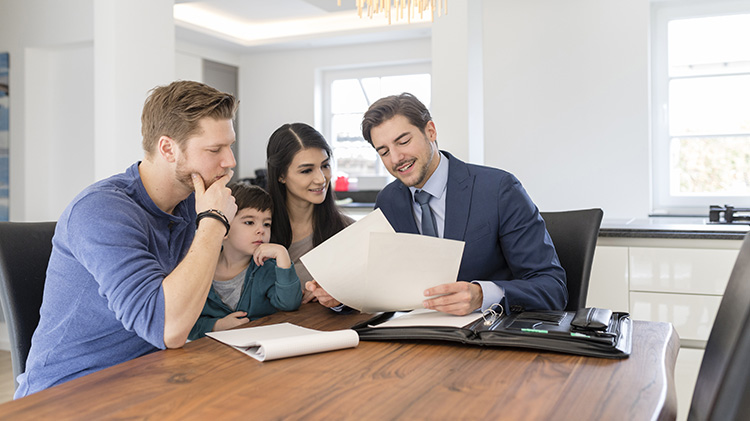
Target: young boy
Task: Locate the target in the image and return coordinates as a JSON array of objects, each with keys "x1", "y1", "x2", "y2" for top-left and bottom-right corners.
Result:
[{"x1": 189, "y1": 183, "x2": 302, "y2": 340}]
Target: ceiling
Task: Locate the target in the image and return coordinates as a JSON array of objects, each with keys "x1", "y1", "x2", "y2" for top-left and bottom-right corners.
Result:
[{"x1": 174, "y1": 0, "x2": 433, "y2": 52}]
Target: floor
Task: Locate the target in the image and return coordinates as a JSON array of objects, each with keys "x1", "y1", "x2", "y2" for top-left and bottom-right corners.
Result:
[{"x1": 0, "y1": 351, "x2": 14, "y2": 403}]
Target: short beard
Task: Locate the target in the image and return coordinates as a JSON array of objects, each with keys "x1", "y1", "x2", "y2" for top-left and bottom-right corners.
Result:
[
  {"x1": 411, "y1": 154, "x2": 433, "y2": 187},
  {"x1": 175, "y1": 153, "x2": 210, "y2": 192},
  {"x1": 400, "y1": 136, "x2": 435, "y2": 187}
]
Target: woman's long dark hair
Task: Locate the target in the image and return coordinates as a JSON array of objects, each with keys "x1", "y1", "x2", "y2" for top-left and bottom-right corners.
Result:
[{"x1": 266, "y1": 123, "x2": 349, "y2": 248}]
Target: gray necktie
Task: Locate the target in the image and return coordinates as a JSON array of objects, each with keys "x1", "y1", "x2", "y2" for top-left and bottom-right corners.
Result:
[{"x1": 414, "y1": 190, "x2": 438, "y2": 237}]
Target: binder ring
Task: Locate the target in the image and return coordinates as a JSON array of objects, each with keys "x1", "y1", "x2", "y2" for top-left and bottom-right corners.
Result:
[{"x1": 482, "y1": 303, "x2": 504, "y2": 326}]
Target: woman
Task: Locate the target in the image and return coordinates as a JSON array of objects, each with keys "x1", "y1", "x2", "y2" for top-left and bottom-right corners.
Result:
[{"x1": 266, "y1": 123, "x2": 353, "y2": 307}]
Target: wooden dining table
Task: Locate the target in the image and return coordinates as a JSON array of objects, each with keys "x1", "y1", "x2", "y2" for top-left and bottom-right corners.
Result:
[{"x1": 0, "y1": 303, "x2": 679, "y2": 420}]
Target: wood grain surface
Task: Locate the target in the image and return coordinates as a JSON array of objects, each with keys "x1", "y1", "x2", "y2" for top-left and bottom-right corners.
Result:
[{"x1": 0, "y1": 304, "x2": 678, "y2": 420}]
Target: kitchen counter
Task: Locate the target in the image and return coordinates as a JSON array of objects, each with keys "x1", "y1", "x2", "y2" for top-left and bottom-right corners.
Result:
[
  {"x1": 600, "y1": 217, "x2": 749, "y2": 240},
  {"x1": 338, "y1": 200, "x2": 750, "y2": 240}
]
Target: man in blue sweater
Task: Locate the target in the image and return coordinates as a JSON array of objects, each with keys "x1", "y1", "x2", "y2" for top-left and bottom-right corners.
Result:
[{"x1": 15, "y1": 80, "x2": 239, "y2": 398}]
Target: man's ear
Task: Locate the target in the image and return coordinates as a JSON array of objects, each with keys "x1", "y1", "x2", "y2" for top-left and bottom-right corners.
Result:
[
  {"x1": 425, "y1": 121, "x2": 437, "y2": 142},
  {"x1": 158, "y1": 136, "x2": 177, "y2": 163}
]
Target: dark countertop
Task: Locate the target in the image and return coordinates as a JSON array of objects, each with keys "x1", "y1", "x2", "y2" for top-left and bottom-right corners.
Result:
[
  {"x1": 600, "y1": 217, "x2": 750, "y2": 240},
  {"x1": 334, "y1": 190, "x2": 379, "y2": 204},
  {"x1": 336, "y1": 200, "x2": 750, "y2": 240},
  {"x1": 337, "y1": 201, "x2": 375, "y2": 208}
]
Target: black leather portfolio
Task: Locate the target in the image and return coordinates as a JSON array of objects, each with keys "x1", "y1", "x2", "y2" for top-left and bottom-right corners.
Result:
[{"x1": 352, "y1": 307, "x2": 632, "y2": 359}]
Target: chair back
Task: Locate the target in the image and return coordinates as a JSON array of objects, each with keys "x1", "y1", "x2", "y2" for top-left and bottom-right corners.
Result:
[
  {"x1": 540, "y1": 208, "x2": 603, "y2": 311},
  {"x1": 0, "y1": 221, "x2": 56, "y2": 387},
  {"x1": 688, "y1": 233, "x2": 750, "y2": 421}
]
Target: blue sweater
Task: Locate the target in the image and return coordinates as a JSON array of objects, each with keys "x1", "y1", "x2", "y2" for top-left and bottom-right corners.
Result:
[
  {"x1": 188, "y1": 259, "x2": 302, "y2": 340},
  {"x1": 15, "y1": 162, "x2": 195, "y2": 398}
]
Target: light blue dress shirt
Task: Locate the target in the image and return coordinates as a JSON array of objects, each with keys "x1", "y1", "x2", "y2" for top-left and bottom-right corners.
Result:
[
  {"x1": 409, "y1": 152, "x2": 448, "y2": 238},
  {"x1": 409, "y1": 152, "x2": 505, "y2": 311}
]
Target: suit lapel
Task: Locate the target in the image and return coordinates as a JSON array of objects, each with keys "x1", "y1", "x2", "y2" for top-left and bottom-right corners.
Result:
[{"x1": 443, "y1": 152, "x2": 474, "y2": 241}]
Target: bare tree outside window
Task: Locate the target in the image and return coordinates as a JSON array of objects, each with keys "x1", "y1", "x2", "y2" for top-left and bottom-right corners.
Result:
[
  {"x1": 666, "y1": 14, "x2": 750, "y2": 197},
  {"x1": 324, "y1": 69, "x2": 431, "y2": 190}
]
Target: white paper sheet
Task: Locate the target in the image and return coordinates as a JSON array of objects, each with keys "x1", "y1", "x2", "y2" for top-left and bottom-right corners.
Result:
[
  {"x1": 301, "y1": 209, "x2": 394, "y2": 310},
  {"x1": 206, "y1": 323, "x2": 359, "y2": 361},
  {"x1": 370, "y1": 308, "x2": 482, "y2": 328},
  {"x1": 300, "y1": 209, "x2": 466, "y2": 312}
]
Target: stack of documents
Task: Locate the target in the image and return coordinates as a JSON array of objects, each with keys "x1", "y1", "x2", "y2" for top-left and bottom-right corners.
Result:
[{"x1": 301, "y1": 209, "x2": 465, "y2": 312}]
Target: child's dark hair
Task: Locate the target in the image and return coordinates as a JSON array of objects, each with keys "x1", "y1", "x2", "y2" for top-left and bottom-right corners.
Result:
[{"x1": 229, "y1": 182, "x2": 272, "y2": 213}]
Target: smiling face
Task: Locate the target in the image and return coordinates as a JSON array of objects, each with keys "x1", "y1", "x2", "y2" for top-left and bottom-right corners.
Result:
[
  {"x1": 173, "y1": 117, "x2": 236, "y2": 192},
  {"x1": 224, "y1": 207, "x2": 272, "y2": 257},
  {"x1": 370, "y1": 114, "x2": 439, "y2": 189},
  {"x1": 281, "y1": 147, "x2": 331, "y2": 206}
]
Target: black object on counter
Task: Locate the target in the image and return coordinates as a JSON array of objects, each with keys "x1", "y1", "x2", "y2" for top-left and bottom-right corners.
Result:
[{"x1": 709, "y1": 205, "x2": 750, "y2": 224}]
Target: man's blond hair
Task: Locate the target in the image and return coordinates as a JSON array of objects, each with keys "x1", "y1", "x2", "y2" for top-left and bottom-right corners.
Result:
[{"x1": 141, "y1": 80, "x2": 238, "y2": 155}]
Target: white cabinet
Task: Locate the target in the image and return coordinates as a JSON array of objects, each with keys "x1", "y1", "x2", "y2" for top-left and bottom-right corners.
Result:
[
  {"x1": 587, "y1": 237, "x2": 742, "y2": 421},
  {"x1": 629, "y1": 246, "x2": 737, "y2": 343},
  {"x1": 629, "y1": 247, "x2": 736, "y2": 295},
  {"x1": 586, "y1": 246, "x2": 628, "y2": 311},
  {"x1": 630, "y1": 292, "x2": 722, "y2": 343},
  {"x1": 675, "y1": 348, "x2": 704, "y2": 420},
  {"x1": 588, "y1": 239, "x2": 740, "y2": 344}
]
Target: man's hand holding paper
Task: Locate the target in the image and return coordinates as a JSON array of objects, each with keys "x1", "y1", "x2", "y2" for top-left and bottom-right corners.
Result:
[
  {"x1": 300, "y1": 209, "x2": 465, "y2": 313},
  {"x1": 305, "y1": 280, "x2": 341, "y2": 308},
  {"x1": 422, "y1": 281, "x2": 484, "y2": 316}
]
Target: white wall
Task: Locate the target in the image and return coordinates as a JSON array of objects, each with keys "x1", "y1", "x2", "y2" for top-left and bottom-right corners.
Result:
[
  {"x1": 481, "y1": 0, "x2": 651, "y2": 219},
  {"x1": 175, "y1": 40, "x2": 242, "y2": 83},
  {"x1": 237, "y1": 1, "x2": 651, "y2": 219},
  {"x1": 25, "y1": 44, "x2": 95, "y2": 221},
  {"x1": 0, "y1": 0, "x2": 175, "y2": 221},
  {"x1": 0, "y1": 0, "x2": 94, "y2": 221},
  {"x1": 238, "y1": 37, "x2": 431, "y2": 178},
  {"x1": 93, "y1": 0, "x2": 175, "y2": 182},
  {"x1": 431, "y1": 0, "x2": 485, "y2": 164},
  {"x1": 1, "y1": 0, "x2": 653, "y2": 221},
  {"x1": 175, "y1": 52, "x2": 204, "y2": 83}
]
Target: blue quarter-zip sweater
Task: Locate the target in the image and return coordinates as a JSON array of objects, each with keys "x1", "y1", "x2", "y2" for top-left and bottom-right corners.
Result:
[{"x1": 15, "y1": 162, "x2": 195, "y2": 398}]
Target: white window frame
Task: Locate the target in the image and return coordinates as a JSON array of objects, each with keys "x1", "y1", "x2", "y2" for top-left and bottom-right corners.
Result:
[
  {"x1": 651, "y1": 0, "x2": 750, "y2": 215},
  {"x1": 319, "y1": 61, "x2": 431, "y2": 179}
]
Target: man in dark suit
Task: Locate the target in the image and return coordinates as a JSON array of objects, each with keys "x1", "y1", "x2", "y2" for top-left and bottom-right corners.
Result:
[{"x1": 360, "y1": 93, "x2": 567, "y2": 316}]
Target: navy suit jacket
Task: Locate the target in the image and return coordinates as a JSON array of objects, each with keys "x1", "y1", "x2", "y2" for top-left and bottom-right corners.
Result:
[{"x1": 375, "y1": 151, "x2": 567, "y2": 313}]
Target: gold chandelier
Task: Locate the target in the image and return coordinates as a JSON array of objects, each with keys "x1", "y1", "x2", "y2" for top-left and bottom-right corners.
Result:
[{"x1": 339, "y1": 0, "x2": 448, "y2": 23}]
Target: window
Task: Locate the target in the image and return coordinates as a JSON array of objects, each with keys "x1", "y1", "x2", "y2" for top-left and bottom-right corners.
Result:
[
  {"x1": 652, "y1": 2, "x2": 750, "y2": 214},
  {"x1": 321, "y1": 63, "x2": 431, "y2": 190}
]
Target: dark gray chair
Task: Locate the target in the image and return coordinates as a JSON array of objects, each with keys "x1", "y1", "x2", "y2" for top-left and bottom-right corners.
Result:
[
  {"x1": 540, "y1": 208, "x2": 603, "y2": 311},
  {"x1": 0, "y1": 221, "x2": 56, "y2": 388},
  {"x1": 688, "y1": 233, "x2": 750, "y2": 420}
]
